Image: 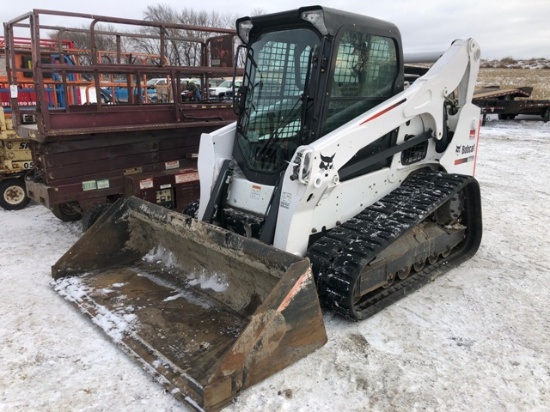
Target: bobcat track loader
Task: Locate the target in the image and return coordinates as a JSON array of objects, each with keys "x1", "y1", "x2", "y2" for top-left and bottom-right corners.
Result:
[{"x1": 53, "y1": 6, "x2": 482, "y2": 411}]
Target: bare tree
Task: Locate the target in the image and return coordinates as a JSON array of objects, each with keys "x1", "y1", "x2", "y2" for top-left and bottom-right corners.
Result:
[
  {"x1": 136, "y1": 5, "x2": 236, "y2": 66},
  {"x1": 48, "y1": 23, "x2": 142, "y2": 67},
  {"x1": 250, "y1": 8, "x2": 265, "y2": 17},
  {"x1": 50, "y1": 24, "x2": 120, "y2": 51},
  {"x1": 46, "y1": 6, "x2": 257, "y2": 68}
]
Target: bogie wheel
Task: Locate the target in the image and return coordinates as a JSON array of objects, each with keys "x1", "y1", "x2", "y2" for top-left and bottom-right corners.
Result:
[
  {"x1": 51, "y1": 202, "x2": 82, "y2": 222},
  {"x1": 428, "y1": 254, "x2": 439, "y2": 265},
  {"x1": 382, "y1": 272, "x2": 396, "y2": 289},
  {"x1": 0, "y1": 179, "x2": 31, "y2": 211},
  {"x1": 397, "y1": 266, "x2": 411, "y2": 280},
  {"x1": 413, "y1": 258, "x2": 426, "y2": 272}
]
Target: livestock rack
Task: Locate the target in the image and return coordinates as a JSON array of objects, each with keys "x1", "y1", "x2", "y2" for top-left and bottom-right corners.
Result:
[{"x1": 3, "y1": 9, "x2": 239, "y2": 222}]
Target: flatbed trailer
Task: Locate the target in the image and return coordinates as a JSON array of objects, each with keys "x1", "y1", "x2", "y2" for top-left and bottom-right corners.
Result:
[
  {"x1": 473, "y1": 86, "x2": 550, "y2": 122},
  {"x1": 4, "y1": 9, "x2": 240, "y2": 222}
]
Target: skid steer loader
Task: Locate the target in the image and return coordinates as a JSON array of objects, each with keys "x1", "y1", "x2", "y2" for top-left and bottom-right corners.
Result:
[{"x1": 53, "y1": 6, "x2": 483, "y2": 411}]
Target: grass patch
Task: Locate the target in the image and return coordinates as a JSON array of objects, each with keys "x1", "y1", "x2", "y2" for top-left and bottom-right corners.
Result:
[{"x1": 477, "y1": 68, "x2": 550, "y2": 99}]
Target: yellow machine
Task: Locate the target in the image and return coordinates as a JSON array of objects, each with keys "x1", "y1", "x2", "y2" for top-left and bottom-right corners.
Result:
[{"x1": 0, "y1": 107, "x2": 32, "y2": 210}]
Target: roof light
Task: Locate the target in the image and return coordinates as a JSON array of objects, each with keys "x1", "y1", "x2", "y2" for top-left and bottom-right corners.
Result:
[
  {"x1": 237, "y1": 18, "x2": 253, "y2": 44},
  {"x1": 300, "y1": 9, "x2": 328, "y2": 36}
]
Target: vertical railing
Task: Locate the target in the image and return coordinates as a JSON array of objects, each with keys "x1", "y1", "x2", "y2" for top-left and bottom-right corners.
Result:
[{"x1": 4, "y1": 9, "x2": 240, "y2": 135}]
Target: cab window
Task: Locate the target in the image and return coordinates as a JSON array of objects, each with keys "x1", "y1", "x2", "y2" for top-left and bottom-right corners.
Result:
[{"x1": 322, "y1": 32, "x2": 398, "y2": 135}]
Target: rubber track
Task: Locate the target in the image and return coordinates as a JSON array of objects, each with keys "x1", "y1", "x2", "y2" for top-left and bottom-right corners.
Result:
[{"x1": 307, "y1": 168, "x2": 477, "y2": 320}]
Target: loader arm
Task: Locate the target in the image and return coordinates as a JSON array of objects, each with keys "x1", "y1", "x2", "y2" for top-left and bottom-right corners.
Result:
[
  {"x1": 274, "y1": 38, "x2": 482, "y2": 255},
  {"x1": 290, "y1": 37, "x2": 481, "y2": 180}
]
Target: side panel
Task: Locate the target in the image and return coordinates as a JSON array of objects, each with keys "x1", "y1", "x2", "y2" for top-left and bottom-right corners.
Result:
[
  {"x1": 197, "y1": 122, "x2": 236, "y2": 219},
  {"x1": 26, "y1": 126, "x2": 210, "y2": 212},
  {"x1": 440, "y1": 103, "x2": 481, "y2": 175},
  {"x1": 0, "y1": 107, "x2": 33, "y2": 175},
  {"x1": 123, "y1": 168, "x2": 200, "y2": 211}
]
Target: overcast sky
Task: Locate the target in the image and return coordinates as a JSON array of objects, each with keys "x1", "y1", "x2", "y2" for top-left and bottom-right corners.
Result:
[{"x1": 1, "y1": 0, "x2": 548, "y2": 59}]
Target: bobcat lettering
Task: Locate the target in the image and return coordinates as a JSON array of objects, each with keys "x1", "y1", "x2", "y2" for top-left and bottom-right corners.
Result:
[{"x1": 456, "y1": 144, "x2": 476, "y2": 156}]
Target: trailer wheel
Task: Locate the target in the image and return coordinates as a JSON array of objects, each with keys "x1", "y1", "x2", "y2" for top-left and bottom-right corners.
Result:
[
  {"x1": 0, "y1": 179, "x2": 31, "y2": 211},
  {"x1": 543, "y1": 108, "x2": 550, "y2": 122},
  {"x1": 81, "y1": 203, "x2": 112, "y2": 232},
  {"x1": 51, "y1": 202, "x2": 82, "y2": 222}
]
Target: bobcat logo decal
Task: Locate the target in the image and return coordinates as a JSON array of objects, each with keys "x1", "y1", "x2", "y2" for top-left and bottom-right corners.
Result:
[{"x1": 320, "y1": 153, "x2": 335, "y2": 171}]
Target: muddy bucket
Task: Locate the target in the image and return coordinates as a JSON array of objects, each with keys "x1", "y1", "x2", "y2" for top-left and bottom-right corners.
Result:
[{"x1": 52, "y1": 197, "x2": 327, "y2": 411}]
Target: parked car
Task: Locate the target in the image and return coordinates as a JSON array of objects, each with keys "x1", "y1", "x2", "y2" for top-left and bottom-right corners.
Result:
[
  {"x1": 209, "y1": 78, "x2": 242, "y2": 100},
  {"x1": 145, "y1": 78, "x2": 169, "y2": 102},
  {"x1": 100, "y1": 84, "x2": 146, "y2": 103},
  {"x1": 146, "y1": 78, "x2": 169, "y2": 88},
  {"x1": 207, "y1": 77, "x2": 227, "y2": 88},
  {"x1": 99, "y1": 77, "x2": 160, "y2": 103}
]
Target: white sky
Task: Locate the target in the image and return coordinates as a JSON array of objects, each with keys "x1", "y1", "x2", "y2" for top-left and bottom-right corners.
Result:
[{"x1": 1, "y1": 0, "x2": 549, "y2": 59}]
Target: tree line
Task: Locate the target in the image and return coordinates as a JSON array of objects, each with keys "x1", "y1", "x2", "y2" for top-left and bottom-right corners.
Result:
[{"x1": 49, "y1": 5, "x2": 253, "y2": 67}]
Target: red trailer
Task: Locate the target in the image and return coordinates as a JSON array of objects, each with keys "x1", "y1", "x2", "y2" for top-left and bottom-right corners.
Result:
[{"x1": 4, "y1": 9, "x2": 240, "y2": 224}]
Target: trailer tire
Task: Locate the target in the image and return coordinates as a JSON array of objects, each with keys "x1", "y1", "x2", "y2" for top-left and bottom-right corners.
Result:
[
  {"x1": 543, "y1": 108, "x2": 550, "y2": 122},
  {"x1": 81, "y1": 203, "x2": 112, "y2": 232},
  {"x1": 51, "y1": 202, "x2": 82, "y2": 222},
  {"x1": 0, "y1": 179, "x2": 31, "y2": 211}
]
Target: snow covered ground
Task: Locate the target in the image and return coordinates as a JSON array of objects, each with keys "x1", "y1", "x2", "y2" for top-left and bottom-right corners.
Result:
[{"x1": 1, "y1": 117, "x2": 549, "y2": 412}]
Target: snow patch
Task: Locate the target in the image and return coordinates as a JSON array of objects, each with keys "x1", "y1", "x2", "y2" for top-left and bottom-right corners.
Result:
[
  {"x1": 187, "y1": 269, "x2": 229, "y2": 292},
  {"x1": 92, "y1": 308, "x2": 138, "y2": 343},
  {"x1": 2, "y1": 119, "x2": 550, "y2": 411},
  {"x1": 53, "y1": 276, "x2": 139, "y2": 343},
  {"x1": 143, "y1": 245, "x2": 178, "y2": 267},
  {"x1": 53, "y1": 276, "x2": 91, "y2": 302},
  {"x1": 142, "y1": 246, "x2": 228, "y2": 292}
]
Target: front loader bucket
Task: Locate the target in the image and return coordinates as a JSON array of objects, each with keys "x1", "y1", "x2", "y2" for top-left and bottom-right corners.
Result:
[{"x1": 52, "y1": 197, "x2": 327, "y2": 411}]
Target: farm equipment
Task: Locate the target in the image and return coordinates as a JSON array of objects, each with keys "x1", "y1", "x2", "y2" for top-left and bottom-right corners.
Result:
[
  {"x1": 0, "y1": 106, "x2": 32, "y2": 210},
  {"x1": 473, "y1": 86, "x2": 550, "y2": 122},
  {"x1": 53, "y1": 6, "x2": 483, "y2": 411},
  {"x1": 3, "y1": 10, "x2": 239, "y2": 223}
]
